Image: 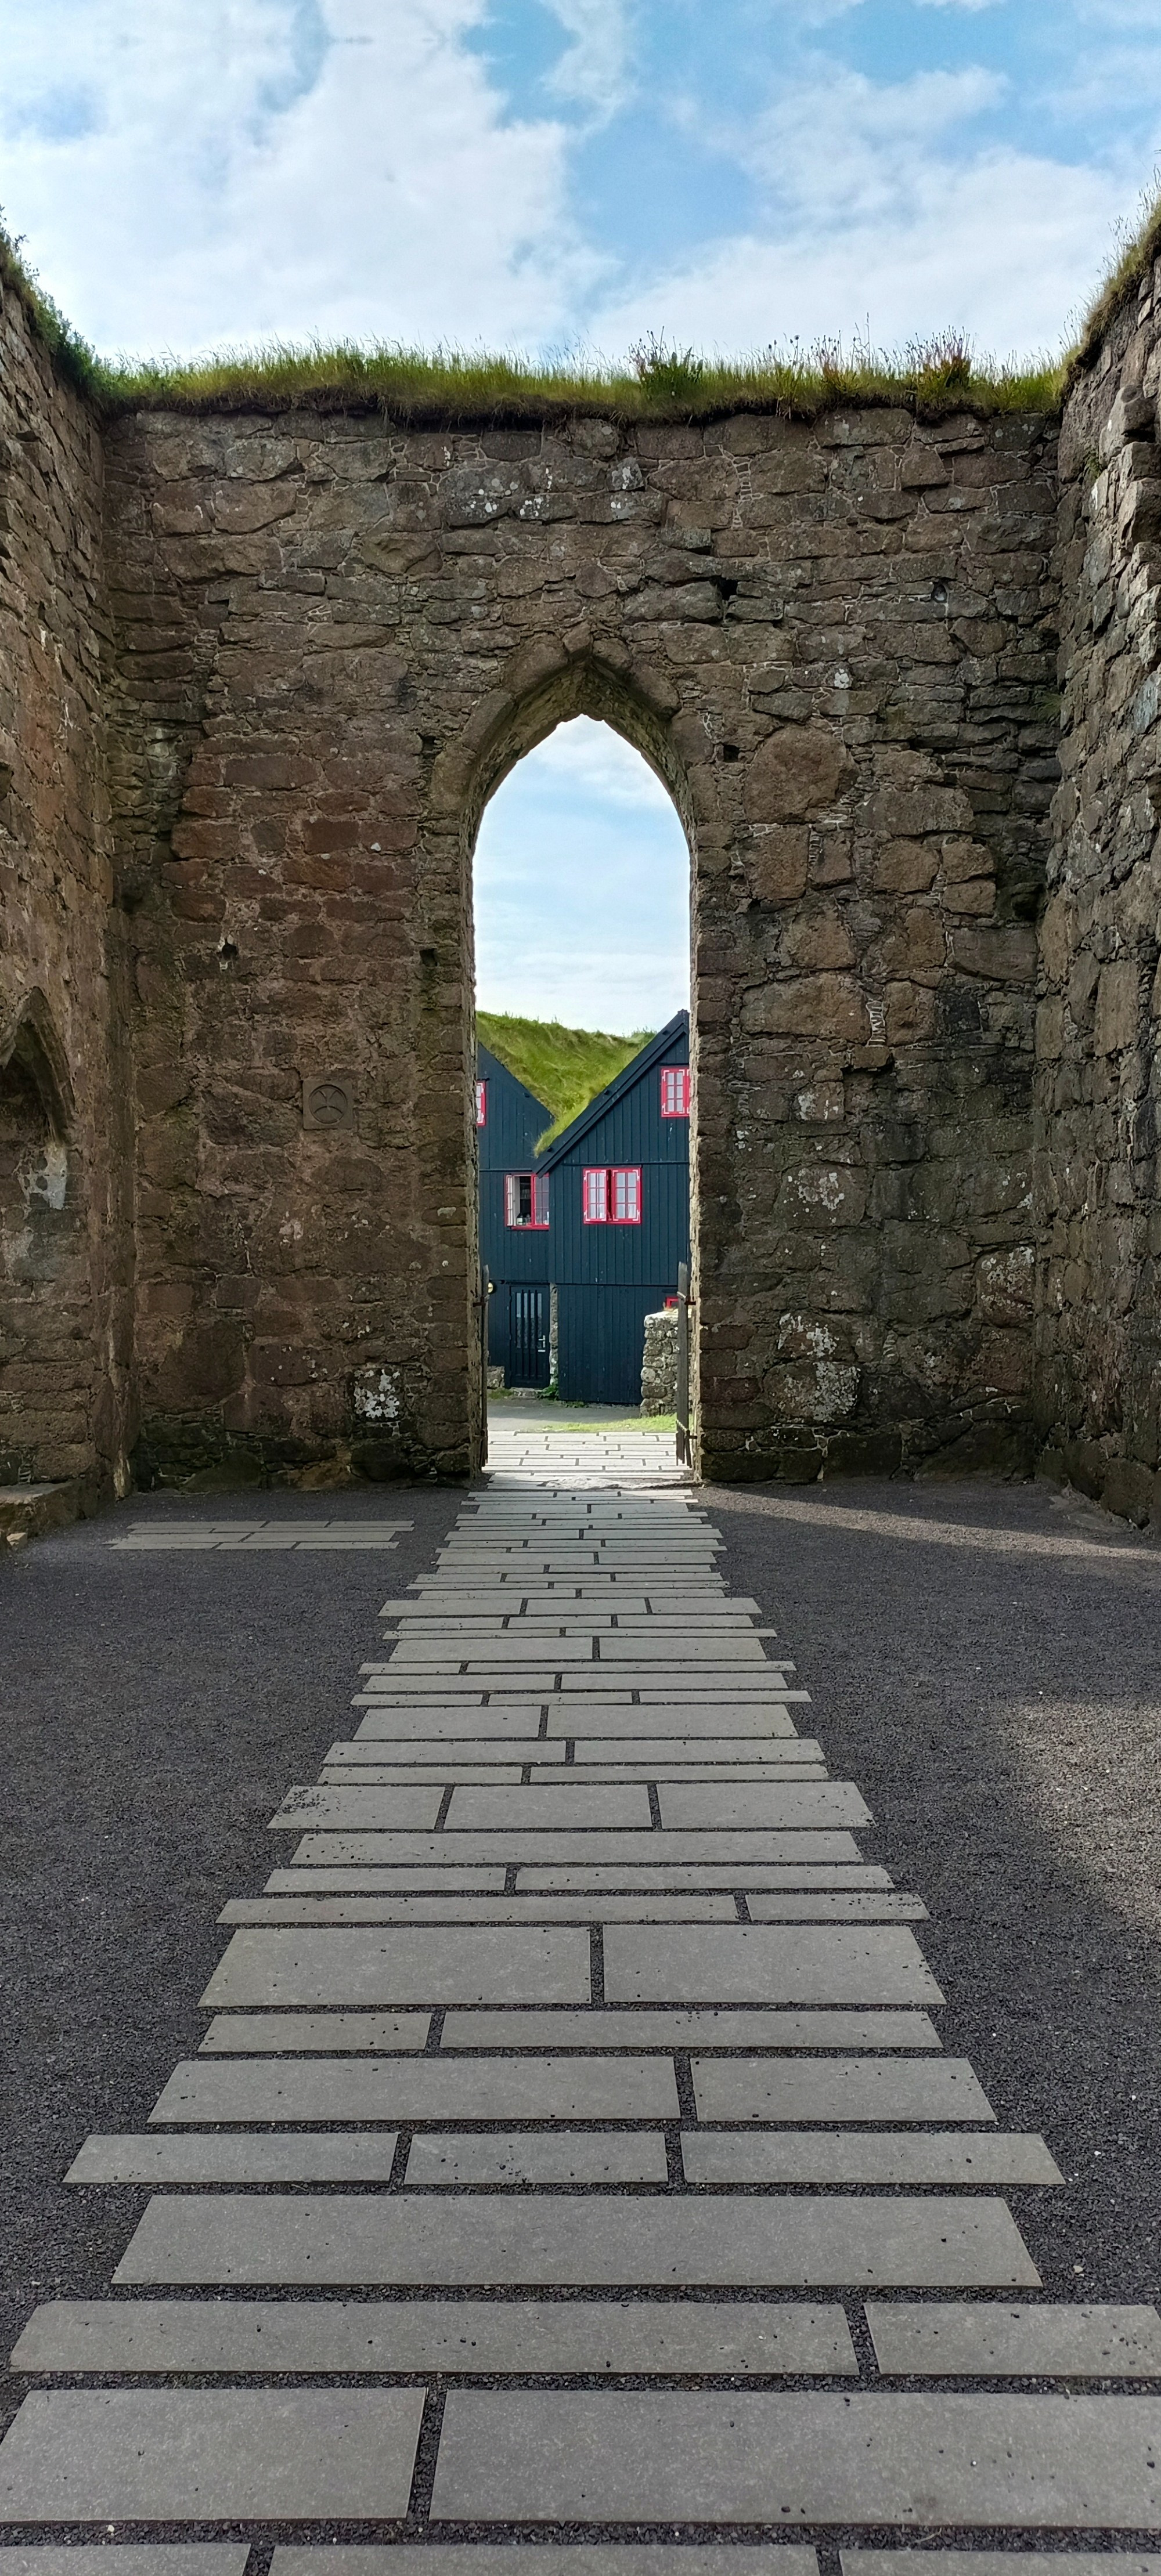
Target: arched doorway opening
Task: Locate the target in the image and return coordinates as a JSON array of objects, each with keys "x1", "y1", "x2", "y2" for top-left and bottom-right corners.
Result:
[
  {"x1": 0, "y1": 999, "x2": 89, "y2": 1486},
  {"x1": 468, "y1": 693, "x2": 694, "y2": 1454}
]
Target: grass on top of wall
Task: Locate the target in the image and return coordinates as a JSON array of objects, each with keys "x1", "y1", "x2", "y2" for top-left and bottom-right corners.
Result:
[
  {"x1": 84, "y1": 335, "x2": 1061, "y2": 424},
  {"x1": 477, "y1": 1011, "x2": 652, "y2": 1146},
  {"x1": 8, "y1": 180, "x2": 1161, "y2": 424},
  {"x1": 0, "y1": 226, "x2": 1060, "y2": 420}
]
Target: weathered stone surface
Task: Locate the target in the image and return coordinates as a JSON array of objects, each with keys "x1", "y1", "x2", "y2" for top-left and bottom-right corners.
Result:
[
  {"x1": 1037, "y1": 283, "x2": 1161, "y2": 1526},
  {"x1": 0, "y1": 259, "x2": 1090, "y2": 1491}
]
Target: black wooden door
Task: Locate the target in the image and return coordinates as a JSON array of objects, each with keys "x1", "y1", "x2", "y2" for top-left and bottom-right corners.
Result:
[{"x1": 510, "y1": 1286, "x2": 550, "y2": 1386}]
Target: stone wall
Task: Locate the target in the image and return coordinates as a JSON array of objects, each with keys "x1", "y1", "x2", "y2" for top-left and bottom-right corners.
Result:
[
  {"x1": 0, "y1": 273, "x2": 132, "y2": 1498},
  {"x1": 1036, "y1": 279, "x2": 1161, "y2": 1522},
  {"x1": 98, "y1": 398, "x2": 1058, "y2": 1486}
]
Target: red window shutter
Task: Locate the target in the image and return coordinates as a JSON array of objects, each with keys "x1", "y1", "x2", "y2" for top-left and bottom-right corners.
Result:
[
  {"x1": 583, "y1": 1167, "x2": 608, "y2": 1223},
  {"x1": 475, "y1": 1079, "x2": 486, "y2": 1128},
  {"x1": 504, "y1": 1173, "x2": 520, "y2": 1227},
  {"x1": 611, "y1": 1166, "x2": 641, "y2": 1223},
  {"x1": 532, "y1": 1172, "x2": 550, "y2": 1227}
]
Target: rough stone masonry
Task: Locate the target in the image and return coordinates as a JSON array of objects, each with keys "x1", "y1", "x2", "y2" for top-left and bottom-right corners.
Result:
[{"x1": 3, "y1": 252, "x2": 1161, "y2": 1516}]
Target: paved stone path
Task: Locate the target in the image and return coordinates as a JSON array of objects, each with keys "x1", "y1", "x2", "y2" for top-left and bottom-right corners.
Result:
[{"x1": 3, "y1": 1430, "x2": 1161, "y2": 2567}]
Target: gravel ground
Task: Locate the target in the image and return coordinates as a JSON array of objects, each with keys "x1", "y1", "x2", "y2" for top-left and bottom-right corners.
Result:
[
  {"x1": 1, "y1": 1484, "x2": 466, "y2": 2436},
  {"x1": 705, "y1": 1471, "x2": 1161, "y2": 2308}
]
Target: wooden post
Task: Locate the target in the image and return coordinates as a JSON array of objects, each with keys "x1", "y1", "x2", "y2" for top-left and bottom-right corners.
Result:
[{"x1": 676, "y1": 1259, "x2": 691, "y2": 1468}]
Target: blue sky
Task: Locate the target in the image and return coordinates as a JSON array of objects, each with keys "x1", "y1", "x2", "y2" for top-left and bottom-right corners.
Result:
[
  {"x1": 4, "y1": 0, "x2": 1161, "y2": 1029},
  {"x1": 475, "y1": 720, "x2": 690, "y2": 1030}
]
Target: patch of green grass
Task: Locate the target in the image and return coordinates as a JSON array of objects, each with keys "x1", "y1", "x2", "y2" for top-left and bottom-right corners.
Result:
[
  {"x1": 1069, "y1": 180, "x2": 1161, "y2": 383},
  {"x1": 0, "y1": 225, "x2": 1063, "y2": 422},
  {"x1": 92, "y1": 334, "x2": 1062, "y2": 423},
  {"x1": 478, "y1": 1011, "x2": 652, "y2": 1147}
]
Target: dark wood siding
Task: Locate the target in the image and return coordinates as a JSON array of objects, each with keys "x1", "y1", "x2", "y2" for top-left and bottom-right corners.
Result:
[{"x1": 475, "y1": 1045, "x2": 552, "y2": 1383}]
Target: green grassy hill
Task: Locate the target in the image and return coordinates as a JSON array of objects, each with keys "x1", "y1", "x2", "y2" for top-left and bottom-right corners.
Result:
[{"x1": 477, "y1": 1013, "x2": 652, "y2": 1147}]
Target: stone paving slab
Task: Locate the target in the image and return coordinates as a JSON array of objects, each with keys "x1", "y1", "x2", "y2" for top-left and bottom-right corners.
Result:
[
  {"x1": 13, "y1": 2300, "x2": 854, "y2": 2380},
  {"x1": 429, "y1": 2390, "x2": 1161, "y2": 2526},
  {"x1": 221, "y1": 1896, "x2": 744, "y2": 1925},
  {"x1": 0, "y1": 2389, "x2": 426, "y2": 2520},
  {"x1": 149, "y1": 2053, "x2": 680, "y2": 2123},
  {"x1": 604, "y1": 1925, "x2": 943, "y2": 2004},
  {"x1": 438, "y1": 2008, "x2": 941, "y2": 2051},
  {"x1": 0, "y1": 2555, "x2": 250, "y2": 2576},
  {"x1": 510, "y1": 1866, "x2": 890, "y2": 1892},
  {"x1": 865, "y1": 2301, "x2": 1161, "y2": 2376},
  {"x1": 690, "y1": 2054, "x2": 994, "y2": 2123},
  {"x1": 66, "y1": 2132, "x2": 401, "y2": 2183},
  {"x1": 683, "y1": 2133, "x2": 1063, "y2": 2185},
  {"x1": 843, "y1": 2555, "x2": 1161, "y2": 2576},
  {"x1": 274, "y1": 2552, "x2": 819, "y2": 2576},
  {"x1": 201, "y1": 1926, "x2": 592, "y2": 2007},
  {"x1": 198, "y1": 2010, "x2": 433, "y2": 2051},
  {"x1": 113, "y1": 2192, "x2": 1039, "y2": 2288},
  {"x1": 404, "y1": 2132, "x2": 669, "y2": 2184}
]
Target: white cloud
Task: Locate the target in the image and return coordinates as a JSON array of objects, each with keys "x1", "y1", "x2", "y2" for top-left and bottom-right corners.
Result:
[
  {"x1": 0, "y1": 0, "x2": 601, "y2": 356},
  {"x1": 590, "y1": 56, "x2": 1134, "y2": 359},
  {"x1": 525, "y1": 716, "x2": 675, "y2": 812},
  {"x1": 914, "y1": 0, "x2": 1003, "y2": 13},
  {"x1": 474, "y1": 718, "x2": 689, "y2": 1027},
  {"x1": 733, "y1": 64, "x2": 1007, "y2": 223},
  {"x1": 542, "y1": 0, "x2": 633, "y2": 118}
]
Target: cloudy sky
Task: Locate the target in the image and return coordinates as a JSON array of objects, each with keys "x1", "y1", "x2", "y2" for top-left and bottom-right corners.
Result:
[{"x1": 5, "y1": 0, "x2": 1161, "y2": 1028}]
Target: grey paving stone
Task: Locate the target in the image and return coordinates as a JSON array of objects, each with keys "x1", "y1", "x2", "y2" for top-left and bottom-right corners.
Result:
[
  {"x1": 149, "y1": 2053, "x2": 679, "y2": 2123},
  {"x1": 10, "y1": 2296, "x2": 848, "y2": 2379},
  {"x1": 439, "y1": 2008, "x2": 941, "y2": 2051},
  {"x1": 113, "y1": 2191, "x2": 1037, "y2": 2288},
  {"x1": 275, "y1": 2549, "x2": 819, "y2": 2576},
  {"x1": 271, "y1": 1784, "x2": 445, "y2": 1830},
  {"x1": 404, "y1": 2131, "x2": 669, "y2": 2184},
  {"x1": 605, "y1": 1925, "x2": 943, "y2": 2006},
  {"x1": 658, "y1": 1784, "x2": 869, "y2": 1829},
  {"x1": 328, "y1": 1740, "x2": 568, "y2": 1767},
  {"x1": 429, "y1": 2389, "x2": 1161, "y2": 2524},
  {"x1": 452, "y1": 1788, "x2": 655, "y2": 1829},
  {"x1": 866, "y1": 2300, "x2": 1161, "y2": 2376},
  {"x1": 741, "y1": 1893, "x2": 924, "y2": 1920},
  {"x1": 684, "y1": 2134, "x2": 1063, "y2": 2186},
  {"x1": 691, "y1": 2055, "x2": 994, "y2": 2125},
  {"x1": 323, "y1": 1765, "x2": 532, "y2": 1786},
  {"x1": 287, "y1": 1833, "x2": 864, "y2": 1869},
  {"x1": 200, "y1": 1926, "x2": 591, "y2": 2008},
  {"x1": 263, "y1": 1872, "x2": 511, "y2": 1895},
  {"x1": 199, "y1": 2011, "x2": 431, "y2": 2051},
  {"x1": 220, "y1": 1896, "x2": 742, "y2": 1925},
  {"x1": 0, "y1": 2389, "x2": 425, "y2": 2521},
  {"x1": 542, "y1": 1708, "x2": 800, "y2": 1736},
  {"x1": 66, "y1": 2131, "x2": 400, "y2": 2183},
  {"x1": 354, "y1": 1710, "x2": 549, "y2": 1739},
  {"x1": 514, "y1": 1867, "x2": 890, "y2": 1894},
  {"x1": 0, "y1": 2555, "x2": 248, "y2": 2576},
  {"x1": 843, "y1": 2555, "x2": 1161, "y2": 2576}
]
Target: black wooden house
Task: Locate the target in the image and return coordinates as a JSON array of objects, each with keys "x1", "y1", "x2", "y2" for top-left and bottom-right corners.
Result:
[
  {"x1": 477, "y1": 1013, "x2": 690, "y2": 1406},
  {"x1": 475, "y1": 1043, "x2": 553, "y2": 1387}
]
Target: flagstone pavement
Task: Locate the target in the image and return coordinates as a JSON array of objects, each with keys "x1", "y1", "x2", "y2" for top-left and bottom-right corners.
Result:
[{"x1": 3, "y1": 1412, "x2": 1161, "y2": 2574}]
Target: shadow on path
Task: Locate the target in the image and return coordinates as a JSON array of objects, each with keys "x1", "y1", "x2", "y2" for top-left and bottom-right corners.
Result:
[{"x1": 707, "y1": 1471, "x2": 1161, "y2": 2303}]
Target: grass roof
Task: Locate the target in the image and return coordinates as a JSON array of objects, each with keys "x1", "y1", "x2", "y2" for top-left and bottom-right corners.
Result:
[{"x1": 477, "y1": 1011, "x2": 652, "y2": 1148}]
